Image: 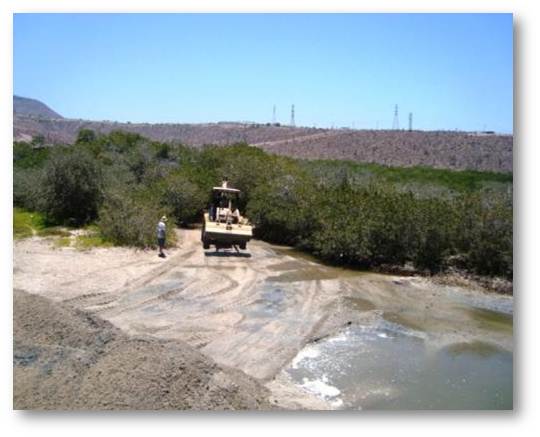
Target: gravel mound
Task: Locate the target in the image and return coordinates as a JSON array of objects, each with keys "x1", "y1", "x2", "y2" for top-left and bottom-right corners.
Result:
[{"x1": 13, "y1": 289, "x2": 273, "y2": 410}]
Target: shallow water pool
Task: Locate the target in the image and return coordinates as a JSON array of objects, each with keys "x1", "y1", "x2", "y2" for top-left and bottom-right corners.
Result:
[{"x1": 285, "y1": 320, "x2": 512, "y2": 410}]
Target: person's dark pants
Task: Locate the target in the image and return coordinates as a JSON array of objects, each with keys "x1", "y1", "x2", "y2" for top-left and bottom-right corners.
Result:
[{"x1": 157, "y1": 237, "x2": 165, "y2": 254}]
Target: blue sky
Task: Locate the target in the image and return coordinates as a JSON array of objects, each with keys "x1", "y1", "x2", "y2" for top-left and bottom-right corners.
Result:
[{"x1": 13, "y1": 13, "x2": 513, "y2": 132}]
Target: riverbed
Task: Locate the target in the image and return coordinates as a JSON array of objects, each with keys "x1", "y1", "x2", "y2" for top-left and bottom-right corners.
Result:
[{"x1": 13, "y1": 229, "x2": 513, "y2": 410}]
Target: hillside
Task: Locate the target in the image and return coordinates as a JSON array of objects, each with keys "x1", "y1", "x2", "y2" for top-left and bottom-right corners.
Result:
[
  {"x1": 13, "y1": 96, "x2": 512, "y2": 173},
  {"x1": 259, "y1": 129, "x2": 513, "y2": 173},
  {"x1": 13, "y1": 95, "x2": 63, "y2": 119}
]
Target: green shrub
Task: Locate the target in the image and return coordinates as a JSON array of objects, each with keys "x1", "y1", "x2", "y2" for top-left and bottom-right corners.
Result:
[
  {"x1": 102, "y1": 130, "x2": 144, "y2": 153},
  {"x1": 152, "y1": 141, "x2": 171, "y2": 160},
  {"x1": 159, "y1": 171, "x2": 208, "y2": 225},
  {"x1": 75, "y1": 130, "x2": 105, "y2": 158},
  {"x1": 98, "y1": 189, "x2": 176, "y2": 248},
  {"x1": 301, "y1": 160, "x2": 512, "y2": 193},
  {"x1": 39, "y1": 148, "x2": 104, "y2": 225},
  {"x1": 13, "y1": 142, "x2": 50, "y2": 169},
  {"x1": 306, "y1": 185, "x2": 417, "y2": 267},
  {"x1": 200, "y1": 144, "x2": 282, "y2": 211},
  {"x1": 247, "y1": 171, "x2": 318, "y2": 246},
  {"x1": 249, "y1": 175, "x2": 512, "y2": 278},
  {"x1": 13, "y1": 168, "x2": 43, "y2": 211},
  {"x1": 456, "y1": 192, "x2": 513, "y2": 278},
  {"x1": 76, "y1": 129, "x2": 97, "y2": 145}
]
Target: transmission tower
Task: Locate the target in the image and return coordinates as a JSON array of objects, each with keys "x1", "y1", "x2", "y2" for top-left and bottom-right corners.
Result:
[
  {"x1": 272, "y1": 105, "x2": 276, "y2": 124},
  {"x1": 290, "y1": 104, "x2": 295, "y2": 127},
  {"x1": 392, "y1": 104, "x2": 400, "y2": 130},
  {"x1": 408, "y1": 112, "x2": 413, "y2": 132}
]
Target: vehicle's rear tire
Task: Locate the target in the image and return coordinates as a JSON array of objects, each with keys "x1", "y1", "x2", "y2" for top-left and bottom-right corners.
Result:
[
  {"x1": 202, "y1": 230, "x2": 211, "y2": 250},
  {"x1": 239, "y1": 242, "x2": 247, "y2": 250}
]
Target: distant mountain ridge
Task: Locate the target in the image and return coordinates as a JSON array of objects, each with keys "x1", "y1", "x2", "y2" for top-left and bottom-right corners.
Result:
[
  {"x1": 13, "y1": 95, "x2": 63, "y2": 119},
  {"x1": 12, "y1": 96, "x2": 513, "y2": 173}
]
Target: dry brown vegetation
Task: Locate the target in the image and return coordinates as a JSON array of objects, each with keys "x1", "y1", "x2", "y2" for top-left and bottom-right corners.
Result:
[
  {"x1": 14, "y1": 114, "x2": 512, "y2": 172},
  {"x1": 260, "y1": 129, "x2": 513, "y2": 173}
]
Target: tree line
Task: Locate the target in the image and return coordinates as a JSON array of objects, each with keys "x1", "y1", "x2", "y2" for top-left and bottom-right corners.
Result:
[{"x1": 13, "y1": 129, "x2": 513, "y2": 280}]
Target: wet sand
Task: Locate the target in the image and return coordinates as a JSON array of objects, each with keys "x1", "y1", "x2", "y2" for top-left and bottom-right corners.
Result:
[{"x1": 13, "y1": 229, "x2": 513, "y2": 409}]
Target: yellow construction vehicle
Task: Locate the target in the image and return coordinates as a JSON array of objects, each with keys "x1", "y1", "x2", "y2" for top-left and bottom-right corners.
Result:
[{"x1": 201, "y1": 183, "x2": 253, "y2": 251}]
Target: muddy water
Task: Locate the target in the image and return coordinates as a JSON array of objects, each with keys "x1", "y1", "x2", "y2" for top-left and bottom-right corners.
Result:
[
  {"x1": 285, "y1": 321, "x2": 512, "y2": 410},
  {"x1": 269, "y1": 245, "x2": 513, "y2": 410}
]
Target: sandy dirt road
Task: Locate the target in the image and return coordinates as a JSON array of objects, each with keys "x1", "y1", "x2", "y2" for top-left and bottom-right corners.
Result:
[
  {"x1": 14, "y1": 230, "x2": 342, "y2": 379},
  {"x1": 14, "y1": 229, "x2": 513, "y2": 409}
]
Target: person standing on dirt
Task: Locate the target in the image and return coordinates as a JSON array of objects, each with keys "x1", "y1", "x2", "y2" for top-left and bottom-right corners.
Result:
[{"x1": 156, "y1": 216, "x2": 168, "y2": 258}]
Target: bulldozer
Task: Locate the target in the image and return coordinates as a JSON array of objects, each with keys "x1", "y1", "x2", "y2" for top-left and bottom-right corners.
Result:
[{"x1": 201, "y1": 182, "x2": 253, "y2": 251}]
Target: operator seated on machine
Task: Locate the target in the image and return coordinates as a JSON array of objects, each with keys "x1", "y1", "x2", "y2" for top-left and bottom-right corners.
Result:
[
  {"x1": 208, "y1": 179, "x2": 242, "y2": 224},
  {"x1": 231, "y1": 207, "x2": 241, "y2": 224},
  {"x1": 215, "y1": 195, "x2": 231, "y2": 223},
  {"x1": 215, "y1": 205, "x2": 241, "y2": 224}
]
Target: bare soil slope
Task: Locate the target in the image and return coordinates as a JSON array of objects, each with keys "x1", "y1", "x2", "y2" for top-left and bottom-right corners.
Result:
[
  {"x1": 14, "y1": 114, "x2": 512, "y2": 172},
  {"x1": 14, "y1": 289, "x2": 273, "y2": 410}
]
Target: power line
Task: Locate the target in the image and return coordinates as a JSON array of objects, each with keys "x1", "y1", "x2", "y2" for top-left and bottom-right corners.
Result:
[{"x1": 392, "y1": 104, "x2": 399, "y2": 130}]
